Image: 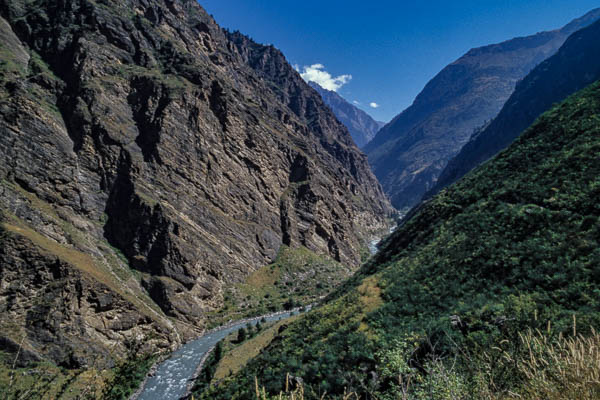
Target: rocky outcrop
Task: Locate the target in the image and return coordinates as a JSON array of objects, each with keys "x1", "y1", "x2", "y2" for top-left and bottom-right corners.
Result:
[
  {"x1": 0, "y1": 233, "x2": 176, "y2": 368},
  {"x1": 0, "y1": 0, "x2": 392, "y2": 368},
  {"x1": 308, "y1": 82, "x2": 383, "y2": 148},
  {"x1": 364, "y1": 8, "x2": 600, "y2": 211}
]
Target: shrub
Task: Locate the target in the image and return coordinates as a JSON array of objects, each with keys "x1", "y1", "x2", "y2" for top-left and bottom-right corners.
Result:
[{"x1": 237, "y1": 327, "x2": 247, "y2": 343}]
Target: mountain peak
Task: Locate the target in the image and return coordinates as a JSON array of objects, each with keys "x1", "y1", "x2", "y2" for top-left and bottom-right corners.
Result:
[
  {"x1": 307, "y1": 81, "x2": 382, "y2": 148},
  {"x1": 561, "y1": 7, "x2": 600, "y2": 34}
]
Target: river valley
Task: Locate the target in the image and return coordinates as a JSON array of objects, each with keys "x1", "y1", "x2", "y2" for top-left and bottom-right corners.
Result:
[{"x1": 135, "y1": 310, "x2": 300, "y2": 400}]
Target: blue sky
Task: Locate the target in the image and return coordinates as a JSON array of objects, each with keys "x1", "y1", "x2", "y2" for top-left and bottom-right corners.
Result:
[{"x1": 200, "y1": 1, "x2": 600, "y2": 122}]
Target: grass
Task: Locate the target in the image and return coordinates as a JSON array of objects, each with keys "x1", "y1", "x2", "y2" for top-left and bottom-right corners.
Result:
[
  {"x1": 0, "y1": 353, "x2": 111, "y2": 400},
  {"x1": 254, "y1": 377, "x2": 359, "y2": 400},
  {"x1": 192, "y1": 315, "x2": 305, "y2": 398},
  {"x1": 356, "y1": 276, "x2": 382, "y2": 312},
  {"x1": 1, "y1": 216, "x2": 165, "y2": 321},
  {"x1": 213, "y1": 316, "x2": 301, "y2": 381},
  {"x1": 0, "y1": 40, "x2": 26, "y2": 85},
  {"x1": 28, "y1": 49, "x2": 58, "y2": 80},
  {"x1": 506, "y1": 326, "x2": 600, "y2": 399},
  {"x1": 3, "y1": 222, "x2": 101, "y2": 282},
  {"x1": 135, "y1": 189, "x2": 160, "y2": 208},
  {"x1": 0, "y1": 346, "x2": 156, "y2": 400},
  {"x1": 356, "y1": 276, "x2": 383, "y2": 335},
  {"x1": 199, "y1": 288, "x2": 379, "y2": 399},
  {"x1": 206, "y1": 246, "x2": 352, "y2": 328},
  {"x1": 0, "y1": 37, "x2": 63, "y2": 118},
  {"x1": 250, "y1": 324, "x2": 600, "y2": 400},
  {"x1": 112, "y1": 63, "x2": 191, "y2": 91},
  {"x1": 102, "y1": 351, "x2": 157, "y2": 400},
  {"x1": 0, "y1": 179, "x2": 168, "y2": 321}
]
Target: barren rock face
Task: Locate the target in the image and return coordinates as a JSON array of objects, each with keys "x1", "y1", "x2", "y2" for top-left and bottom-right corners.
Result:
[
  {"x1": 0, "y1": 0, "x2": 391, "y2": 367},
  {"x1": 0, "y1": 234, "x2": 176, "y2": 368}
]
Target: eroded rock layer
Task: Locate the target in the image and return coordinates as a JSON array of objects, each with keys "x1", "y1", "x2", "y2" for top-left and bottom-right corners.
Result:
[{"x1": 0, "y1": 0, "x2": 392, "y2": 367}]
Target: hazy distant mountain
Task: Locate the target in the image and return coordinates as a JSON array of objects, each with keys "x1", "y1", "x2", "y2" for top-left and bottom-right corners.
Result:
[
  {"x1": 364, "y1": 8, "x2": 600, "y2": 211},
  {"x1": 432, "y1": 18, "x2": 600, "y2": 195},
  {"x1": 309, "y1": 82, "x2": 383, "y2": 148}
]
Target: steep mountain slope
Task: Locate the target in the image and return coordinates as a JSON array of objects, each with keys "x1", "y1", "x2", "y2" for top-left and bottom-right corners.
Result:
[
  {"x1": 206, "y1": 81, "x2": 600, "y2": 398},
  {"x1": 0, "y1": 0, "x2": 391, "y2": 373},
  {"x1": 308, "y1": 82, "x2": 383, "y2": 148},
  {"x1": 433, "y1": 18, "x2": 600, "y2": 194},
  {"x1": 364, "y1": 8, "x2": 600, "y2": 211}
]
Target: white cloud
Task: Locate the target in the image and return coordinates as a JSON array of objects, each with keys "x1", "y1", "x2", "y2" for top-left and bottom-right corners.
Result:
[
  {"x1": 299, "y1": 64, "x2": 352, "y2": 92},
  {"x1": 353, "y1": 100, "x2": 360, "y2": 105},
  {"x1": 369, "y1": 102, "x2": 379, "y2": 108}
]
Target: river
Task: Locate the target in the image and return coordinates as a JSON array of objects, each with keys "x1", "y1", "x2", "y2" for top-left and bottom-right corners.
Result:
[
  {"x1": 368, "y1": 224, "x2": 398, "y2": 255},
  {"x1": 135, "y1": 222, "x2": 401, "y2": 399},
  {"x1": 135, "y1": 310, "x2": 299, "y2": 400}
]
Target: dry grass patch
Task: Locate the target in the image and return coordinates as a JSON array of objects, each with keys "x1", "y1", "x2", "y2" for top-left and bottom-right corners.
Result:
[
  {"x1": 254, "y1": 376, "x2": 359, "y2": 400},
  {"x1": 4, "y1": 222, "x2": 101, "y2": 280},
  {"x1": 207, "y1": 246, "x2": 349, "y2": 328},
  {"x1": 507, "y1": 327, "x2": 600, "y2": 400},
  {"x1": 245, "y1": 265, "x2": 281, "y2": 288},
  {"x1": 357, "y1": 276, "x2": 383, "y2": 312},
  {"x1": 213, "y1": 315, "x2": 300, "y2": 381},
  {"x1": 357, "y1": 275, "x2": 383, "y2": 334}
]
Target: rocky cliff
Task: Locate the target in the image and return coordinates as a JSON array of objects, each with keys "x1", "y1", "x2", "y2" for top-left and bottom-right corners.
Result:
[
  {"x1": 0, "y1": 0, "x2": 392, "y2": 369},
  {"x1": 308, "y1": 82, "x2": 383, "y2": 148},
  {"x1": 364, "y1": 8, "x2": 600, "y2": 211},
  {"x1": 433, "y1": 18, "x2": 600, "y2": 194}
]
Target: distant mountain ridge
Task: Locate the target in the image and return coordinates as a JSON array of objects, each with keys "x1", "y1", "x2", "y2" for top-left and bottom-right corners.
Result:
[
  {"x1": 365, "y1": 8, "x2": 600, "y2": 211},
  {"x1": 308, "y1": 82, "x2": 383, "y2": 148},
  {"x1": 432, "y1": 18, "x2": 600, "y2": 195}
]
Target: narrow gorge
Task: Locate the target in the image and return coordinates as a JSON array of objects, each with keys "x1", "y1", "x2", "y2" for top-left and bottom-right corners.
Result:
[{"x1": 0, "y1": 0, "x2": 392, "y2": 393}]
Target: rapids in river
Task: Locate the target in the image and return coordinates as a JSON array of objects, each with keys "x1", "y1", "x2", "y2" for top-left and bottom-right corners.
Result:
[{"x1": 136, "y1": 311, "x2": 298, "y2": 399}]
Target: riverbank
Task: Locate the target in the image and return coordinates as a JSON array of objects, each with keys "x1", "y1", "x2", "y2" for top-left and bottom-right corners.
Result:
[
  {"x1": 184, "y1": 305, "x2": 311, "y2": 397},
  {"x1": 131, "y1": 305, "x2": 312, "y2": 400}
]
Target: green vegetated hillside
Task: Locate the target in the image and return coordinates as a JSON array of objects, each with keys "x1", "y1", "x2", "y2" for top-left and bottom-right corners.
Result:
[
  {"x1": 434, "y1": 18, "x2": 600, "y2": 195},
  {"x1": 206, "y1": 245, "x2": 353, "y2": 329},
  {"x1": 202, "y1": 81, "x2": 600, "y2": 399}
]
